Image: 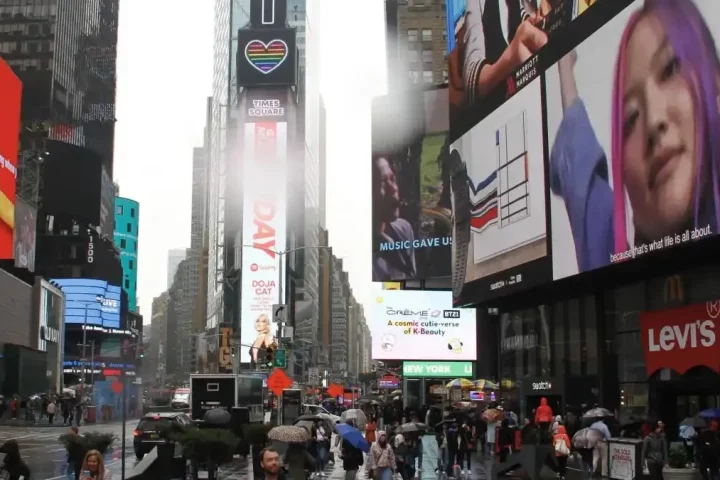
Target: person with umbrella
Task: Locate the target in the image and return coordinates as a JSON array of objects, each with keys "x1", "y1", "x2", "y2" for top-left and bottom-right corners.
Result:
[
  {"x1": 698, "y1": 420, "x2": 720, "y2": 480},
  {"x1": 587, "y1": 410, "x2": 612, "y2": 477},
  {"x1": 679, "y1": 416, "x2": 703, "y2": 465},
  {"x1": 641, "y1": 421, "x2": 668, "y2": 480},
  {"x1": 336, "y1": 422, "x2": 367, "y2": 480},
  {"x1": 283, "y1": 443, "x2": 315, "y2": 480},
  {"x1": 366, "y1": 431, "x2": 397, "y2": 480},
  {"x1": 311, "y1": 420, "x2": 330, "y2": 477}
]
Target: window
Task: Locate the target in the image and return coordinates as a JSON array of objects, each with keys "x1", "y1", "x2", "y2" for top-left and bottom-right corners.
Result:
[
  {"x1": 422, "y1": 70, "x2": 433, "y2": 83},
  {"x1": 120, "y1": 239, "x2": 126, "y2": 248},
  {"x1": 134, "y1": 241, "x2": 137, "y2": 250},
  {"x1": 409, "y1": 70, "x2": 420, "y2": 83},
  {"x1": 129, "y1": 260, "x2": 134, "y2": 270},
  {"x1": 125, "y1": 279, "x2": 130, "y2": 289},
  {"x1": 408, "y1": 49, "x2": 420, "y2": 63},
  {"x1": 126, "y1": 223, "x2": 132, "y2": 233},
  {"x1": 130, "y1": 208, "x2": 135, "y2": 218},
  {"x1": 407, "y1": 29, "x2": 418, "y2": 43},
  {"x1": 422, "y1": 29, "x2": 432, "y2": 42},
  {"x1": 116, "y1": 205, "x2": 123, "y2": 215},
  {"x1": 422, "y1": 49, "x2": 433, "y2": 64}
]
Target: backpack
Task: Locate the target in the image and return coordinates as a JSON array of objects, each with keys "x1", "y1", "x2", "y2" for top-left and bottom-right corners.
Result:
[{"x1": 555, "y1": 437, "x2": 570, "y2": 456}]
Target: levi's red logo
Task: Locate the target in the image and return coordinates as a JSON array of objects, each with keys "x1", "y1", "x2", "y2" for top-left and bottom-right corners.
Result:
[{"x1": 640, "y1": 301, "x2": 720, "y2": 375}]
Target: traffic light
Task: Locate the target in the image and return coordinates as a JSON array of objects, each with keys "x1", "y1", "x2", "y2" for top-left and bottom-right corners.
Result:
[
  {"x1": 137, "y1": 346, "x2": 144, "y2": 358},
  {"x1": 265, "y1": 347, "x2": 274, "y2": 367}
]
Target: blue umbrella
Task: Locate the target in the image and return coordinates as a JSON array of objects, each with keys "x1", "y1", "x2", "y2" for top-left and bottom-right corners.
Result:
[
  {"x1": 336, "y1": 423, "x2": 370, "y2": 453},
  {"x1": 699, "y1": 408, "x2": 720, "y2": 419}
]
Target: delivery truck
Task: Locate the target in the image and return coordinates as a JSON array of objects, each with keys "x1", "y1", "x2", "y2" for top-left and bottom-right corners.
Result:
[{"x1": 189, "y1": 374, "x2": 264, "y2": 422}]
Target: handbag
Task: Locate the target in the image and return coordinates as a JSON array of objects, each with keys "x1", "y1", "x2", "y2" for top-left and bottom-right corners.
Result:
[{"x1": 554, "y1": 438, "x2": 570, "y2": 456}]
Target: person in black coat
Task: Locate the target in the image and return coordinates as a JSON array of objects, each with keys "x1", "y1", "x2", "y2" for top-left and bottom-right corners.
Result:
[
  {"x1": 341, "y1": 439, "x2": 364, "y2": 478},
  {"x1": 0, "y1": 440, "x2": 31, "y2": 480}
]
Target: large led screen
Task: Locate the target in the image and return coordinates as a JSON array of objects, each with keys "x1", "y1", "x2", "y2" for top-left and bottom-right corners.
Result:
[
  {"x1": 240, "y1": 121, "x2": 287, "y2": 364},
  {"x1": 53, "y1": 278, "x2": 122, "y2": 329},
  {"x1": 371, "y1": 290, "x2": 477, "y2": 361},
  {"x1": 451, "y1": 77, "x2": 551, "y2": 302},
  {"x1": 0, "y1": 57, "x2": 21, "y2": 260},
  {"x1": 547, "y1": 0, "x2": 720, "y2": 281},
  {"x1": 371, "y1": 86, "x2": 452, "y2": 281},
  {"x1": 237, "y1": 28, "x2": 297, "y2": 87},
  {"x1": 445, "y1": 0, "x2": 602, "y2": 141}
]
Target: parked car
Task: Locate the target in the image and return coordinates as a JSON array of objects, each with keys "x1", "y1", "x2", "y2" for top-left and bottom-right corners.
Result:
[
  {"x1": 302, "y1": 404, "x2": 341, "y2": 423},
  {"x1": 133, "y1": 411, "x2": 195, "y2": 459}
]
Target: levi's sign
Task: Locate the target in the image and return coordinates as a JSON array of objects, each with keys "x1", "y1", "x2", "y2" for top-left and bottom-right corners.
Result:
[
  {"x1": 640, "y1": 300, "x2": 720, "y2": 375},
  {"x1": 403, "y1": 361, "x2": 473, "y2": 378}
]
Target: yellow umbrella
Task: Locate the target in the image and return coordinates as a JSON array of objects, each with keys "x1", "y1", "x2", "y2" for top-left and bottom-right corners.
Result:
[
  {"x1": 474, "y1": 379, "x2": 500, "y2": 390},
  {"x1": 445, "y1": 378, "x2": 475, "y2": 389}
]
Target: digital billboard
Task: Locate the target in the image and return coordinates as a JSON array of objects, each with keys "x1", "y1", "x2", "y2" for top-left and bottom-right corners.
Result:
[
  {"x1": 240, "y1": 120, "x2": 287, "y2": 364},
  {"x1": 237, "y1": 28, "x2": 297, "y2": 87},
  {"x1": 52, "y1": 278, "x2": 122, "y2": 329},
  {"x1": 371, "y1": 86, "x2": 452, "y2": 281},
  {"x1": 450, "y1": 77, "x2": 551, "y2": 302},
  {"x1": 14, "y1": 198, "x2": 36, "y2": 271},
  {"x1": 0, "y1": 57, "x2": 21, "y2": 259},
  {"x1": 445, "y1": 0, "x2": 603, "y2": 141},
  {"x1": 547, "y1": 0, "x2": 720, "y2": 281},
  {"x1": 371, "y1": 290, "x2": 476, "y2": 361}
]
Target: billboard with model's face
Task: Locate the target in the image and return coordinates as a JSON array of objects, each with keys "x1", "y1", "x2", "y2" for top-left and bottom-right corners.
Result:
[
  {"x1": 0, "y1": 57, "x2": 21, "y2": 260},
  {"x1": 52, "y1": 278, "x2": 122, "y2": 329},
  {"x1": 371, "y1": 87, "x2": 453, "y2": 282},
  {"x1": 240, "y1": 120, "x2": 287, "y2": 364},
  {"x1": 371, "y1": 290, "x2": 477, "y2": 361},
  {"x1": 237, "y1": 28, "x2": 297, "y2": 87}
]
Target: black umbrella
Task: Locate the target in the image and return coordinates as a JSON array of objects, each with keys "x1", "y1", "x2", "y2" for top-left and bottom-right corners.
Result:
[
  {"x1": 397, "y1": 422, "x2": 428, "y2": 434},
  {"x1": 203, "y1": 407, "x2": 231, "y2": 426}
]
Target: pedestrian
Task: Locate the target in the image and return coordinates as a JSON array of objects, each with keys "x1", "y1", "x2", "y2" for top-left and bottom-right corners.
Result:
[
  {"x1": 641, "y1": 421, "x2": 668, "y2": 480},
  {"x1": 47, "y1": 399, "x2": 57, "y2": 425},
  {"x1": 498, "y1": 419, "x2": 515, "y2": 465},
  {"x1": 535, "y1": 398, "x2": 554, "y2": 443},
  {"x1": 75, "y1": 403, "x2": 83, "y2": 426},
  {"x1": 260, "y1": 447, "x2": 287, "y2": 480},
  {"x1": 282, "y1": 443, "x2": 314, "y2": 480},
  {"x1": 458, "y1": 421, "x2": 474, "y2": 476},
  {"x1": 66, "y1": 426, "x2": 83, "y2": 479},
  {"x1": 366, "y1": 431, "x2": 396, "y2": 480},
  {"x1": 552, "y1": 415, "x2": 563, "y2": 435},
  {"x1": 698, "y1": 421, "x2": 719, "y2": 480},
  {"x1": 679, "y1": 422, "x2": 697, "y2": 466},
  {"x1": 9, "y1": 396, "x2": 17, "y2": 420},
  {"x1": 311, "y1": 420, "x2": 329, "y2": 477},
  {"x1": 591, "y1": 417, "x2": 611, "y2": 477},
  {"x1": 79, "y1": 449, "x2": 111, "y2": 480},
  {"x1": 366, "y1": 415, "x2": 377, "y2": 444},
  {"x1": 435, "y1": 424, "x2": 448, "y2": 475},
  {"x1": 487, "y1": 409, "x2": 501, "y2": 455},
  {"x1": 393, "y1": 433, "x2": 410, "y2": 479},
  {"x1": 553, "y1": 425, "x2": 571, "y2": 480},
  {"x1": 341, "y1": 436, "x2": 364, "y2": 480},
  {"x1": 0, "y1": 440, "x2": 31, "y2": 480}
]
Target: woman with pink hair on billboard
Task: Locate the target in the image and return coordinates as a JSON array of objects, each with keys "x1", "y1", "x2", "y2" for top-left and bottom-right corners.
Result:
[{"x1": 550, "y1": 0, "x2": 720, "y2": 273}]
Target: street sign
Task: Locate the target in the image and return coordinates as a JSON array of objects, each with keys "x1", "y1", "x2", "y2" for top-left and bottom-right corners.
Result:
[
  {"x1": 308, "y1": 367, "x2": 319, "y2": 384},
  {"x1": 327, "y1": 383, "x2": 343, "y2": 398},
  {"x1": 267, "y1": 368, "x2": 293, "y2": 396},
  {"x1": 273, "y1": 348, "x2": 287, "y2": 368},
  {"x1": 272, "y1": 304, "x2": 286, "y2": 323}
]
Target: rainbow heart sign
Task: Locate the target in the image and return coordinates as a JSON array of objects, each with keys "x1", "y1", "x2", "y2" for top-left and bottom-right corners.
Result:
[{"x1": 245, "y1": 39, "x2": 288, "y2": 75}]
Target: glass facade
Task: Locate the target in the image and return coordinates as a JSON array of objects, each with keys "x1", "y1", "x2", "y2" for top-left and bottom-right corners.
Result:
[{"x1": 113, "y1": 197, "x2": 139, "y2": 312}]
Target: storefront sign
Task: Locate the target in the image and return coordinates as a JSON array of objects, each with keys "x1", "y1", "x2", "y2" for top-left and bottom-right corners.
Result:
[
  {"x1": 609, "y1": 443, "x2": 635, "y2": 480},
  {"x1": 532, "y1": 381, "x2": 552, "y2": 391},
  {"x1": 378, "y1": 374, "x2": 399, "y2": 389},
  {"x1": 402, "y1": 361, "x2": 473, "y2": 378},
  {"x1": 640, "y1": 301, "x2": 720, "y2": 374},
  {"x1": 41, "y1": 326, "x2": 59, "y2": 343}
]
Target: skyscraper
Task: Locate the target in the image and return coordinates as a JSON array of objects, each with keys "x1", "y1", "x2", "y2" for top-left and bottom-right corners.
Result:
[
  {"x1": 167, "y1": 249, "x2": 186, "y2": 289},
  {"x1": 0, "y1": 0, "x2": 119, "y2": 206}
]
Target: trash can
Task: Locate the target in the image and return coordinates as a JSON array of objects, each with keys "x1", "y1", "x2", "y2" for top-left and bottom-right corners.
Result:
[{"x1": 84, "y1": 405, "x2": 97, "y2": 423}]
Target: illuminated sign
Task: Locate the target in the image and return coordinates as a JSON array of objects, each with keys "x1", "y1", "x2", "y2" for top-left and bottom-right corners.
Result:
[
  {"x1": 532, "y1": 381, "x2": 553, "y2": 391},
  {"x1": 248, "y1": 99, "x2": 284, "y2": 117},
  {"x1": 87, "y1": 235, "x2": 94, "y2": 263},
  {"x1": 237, "y1": 28, "x2": 297, "y2": 87},
  {"x1": 41, "y1": 326, "x2": 60, "y2": 343},
  {"x1": 218, "y1": 326, "x2": 234, "y2": 374},
  {"x1": 52, "y1": 278, "x2": 121, "y2": 329}
]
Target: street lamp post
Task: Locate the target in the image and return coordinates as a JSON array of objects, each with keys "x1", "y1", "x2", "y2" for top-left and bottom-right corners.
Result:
[{"x1": 80, "y1": 295, "x2": 104, "y2": 397}]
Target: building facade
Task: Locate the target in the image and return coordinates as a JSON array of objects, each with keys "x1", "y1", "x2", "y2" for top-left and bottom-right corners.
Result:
[
  {"x1": 0, "y1": 0, "x2": 119, "y2": 206},
  {"x1": 149, "y1": 292, "x2": 169, "y2": 385},
  {"x1": 114, "y1": 196, "x2": 139, "y2": 312},
  {"x1": 167, "y1": 249, "x2": 185, "y2": 289}
]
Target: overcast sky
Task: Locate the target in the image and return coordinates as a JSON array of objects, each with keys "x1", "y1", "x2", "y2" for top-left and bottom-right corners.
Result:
[{"x1": 113, "y1": 0, "x2": 386, "y2": 322}]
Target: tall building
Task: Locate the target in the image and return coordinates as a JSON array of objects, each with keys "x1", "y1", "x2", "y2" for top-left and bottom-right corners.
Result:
[
  {"x1": 150, "y1": 292, "x2": 170, "y2": 384},
  {"x1": 167, "y1": 259, "x2": 192, "y2": 377},
  {"x1": 0, "y1": 0, "x2": 119, "y2": 206},
  {"x1": 114, "y1": 196, "x2": 140, "y2": 312},
  {"x1": 167, "y1": 249, "x2": 186, "y2": 289},
  {"x1": 385, "y1": 0, "x2": 447, "y2": 89},
  {"x1": 330, "y1": 255, "x2": 348, "y2": 371}
]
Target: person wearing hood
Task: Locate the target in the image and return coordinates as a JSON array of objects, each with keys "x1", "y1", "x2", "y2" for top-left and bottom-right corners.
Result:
[
  {"x1": 553, "y1": 425, "x2": 572, "y2": 480},
  {"x1": 366, "y1": 431, "x2": 396, "y2": 480},
  {"x1": 0, "y1": 440, "x2": 31, "y2": 480},
  {"x1": 552, "y1": 415, "x2": 563, "y2": 434},
  {"x1": 698, "y1": 420, "x2": 720, "y2": 480},
  {"x1": 641, "y1": 421, "x2": 668, "y2": 480},
  {"x1": 535, "y1": 398, "x2": 554, "y2": 443}
]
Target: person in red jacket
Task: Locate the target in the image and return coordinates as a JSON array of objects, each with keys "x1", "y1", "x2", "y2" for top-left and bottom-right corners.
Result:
[
  {"x1": 553, "y1": 425, "x2": 572, "y2": 480},
  {"x1": 535, "y1": 397, "x2": 554, "y2": 443}
]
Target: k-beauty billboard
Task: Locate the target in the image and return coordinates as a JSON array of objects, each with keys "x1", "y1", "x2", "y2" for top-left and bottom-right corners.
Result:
[{"x1": 240, "y1": 120, "x2": 287, "y2": 364}]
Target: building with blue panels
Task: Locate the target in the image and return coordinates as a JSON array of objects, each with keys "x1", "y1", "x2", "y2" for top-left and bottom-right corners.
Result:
[{"x1": 114, "y1": 197, "x2": 139, "y2": 312}]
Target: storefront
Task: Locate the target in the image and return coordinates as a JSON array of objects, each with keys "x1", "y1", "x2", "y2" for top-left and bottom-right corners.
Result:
[
  {"x1": 30, "y1": 279, "x2": 65, "y2": 394},
  {"x1": 402, "y1": 361, "x2": 474, "y2": 409}
]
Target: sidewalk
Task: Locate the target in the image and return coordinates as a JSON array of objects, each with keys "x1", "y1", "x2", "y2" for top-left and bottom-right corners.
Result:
[{"x1": 0, "y1": 416, "x2": 132, "y2": 428}]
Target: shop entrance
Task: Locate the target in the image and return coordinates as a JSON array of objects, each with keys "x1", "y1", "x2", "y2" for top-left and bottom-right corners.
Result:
[{"x1": 525, "y1": 394, "x2": 563, "y2": 420}]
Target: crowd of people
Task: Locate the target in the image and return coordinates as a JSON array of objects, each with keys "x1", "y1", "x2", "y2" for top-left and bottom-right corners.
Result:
[{"x1": 1, "y1": 393, "x2": 86, "y2": 425}]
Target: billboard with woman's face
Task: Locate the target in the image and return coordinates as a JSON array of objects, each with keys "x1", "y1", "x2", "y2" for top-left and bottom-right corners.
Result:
[
  {"x1": 371, "y1": 86, "x2": 453, "y2": 282},
  {"x1": 547, "y1": 0, "x2": 720, "y2": 280}
]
